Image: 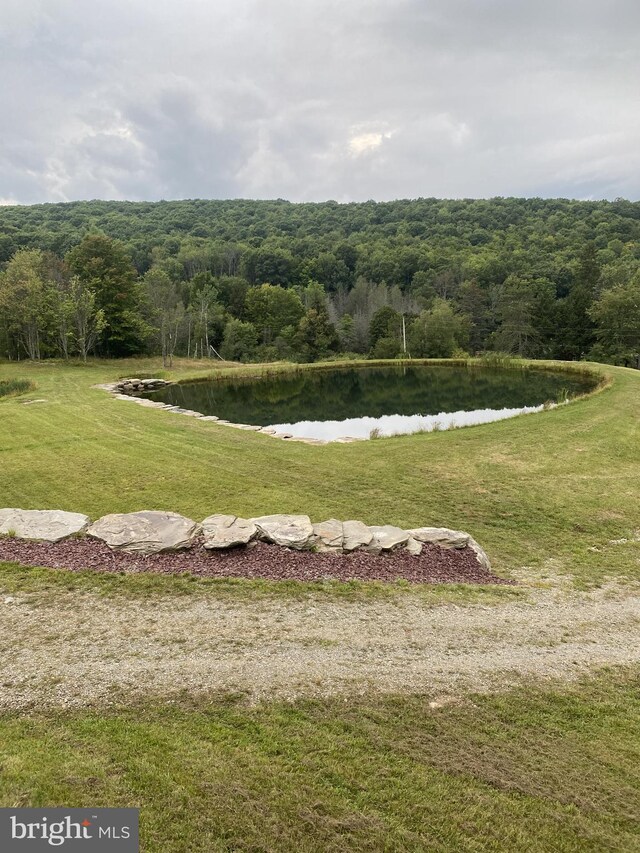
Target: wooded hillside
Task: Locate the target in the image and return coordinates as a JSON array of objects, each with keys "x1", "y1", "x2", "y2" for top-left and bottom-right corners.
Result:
[{"x1": 1, "y1": 197, "x2": 639, "y2": 365}]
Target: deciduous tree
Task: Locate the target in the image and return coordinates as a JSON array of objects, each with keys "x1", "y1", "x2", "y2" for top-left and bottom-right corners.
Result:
[
  {"x1": 67, "y1": 233, "x2": 145, "y2": 356},
  {"x1": 144, "y1": 268, "x2": 184, "y2": 367},
  {"x1": 220, "y1": 318, "x2": 258, "y2": 362},
  {"x1": 589, "y1": 273, "x2": 640, "y2": 366},
  {"x1": 408, "y1": 298, "x2": 469, "y2": 358},
  {"x1": 245, "y1": 284, "x2": 304, "y2": 344},
  {"x1": 67, "y1": 276, "x2": 106, "y2": 362},
  {"x1": 0, "y1": 249, "x2": 54, "y2": 359}
]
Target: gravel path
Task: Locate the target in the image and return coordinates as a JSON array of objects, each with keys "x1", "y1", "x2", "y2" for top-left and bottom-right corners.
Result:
[{"x1": 1, "y1": 584, "x2": 639, "y2": 709}]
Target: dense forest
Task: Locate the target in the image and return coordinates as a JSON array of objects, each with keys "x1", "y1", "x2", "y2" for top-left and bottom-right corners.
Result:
[{"x1": 0, "y1": 197, "x2": 639, "y2": 366}]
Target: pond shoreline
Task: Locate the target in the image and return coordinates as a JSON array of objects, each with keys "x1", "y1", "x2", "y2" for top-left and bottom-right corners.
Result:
[{"x1": 108, "y1": 360, "x2": 601, "y2": 443}]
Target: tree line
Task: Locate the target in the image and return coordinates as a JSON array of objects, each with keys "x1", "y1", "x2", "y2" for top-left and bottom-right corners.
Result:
[{"x1": 0, "y1": 197, "x2": 639, "y2": 366}]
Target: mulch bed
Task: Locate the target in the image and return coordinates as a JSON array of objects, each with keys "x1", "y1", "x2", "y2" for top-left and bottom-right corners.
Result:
[{"x1": 0, "y1": 537, "x2": 515, "y2": 586}]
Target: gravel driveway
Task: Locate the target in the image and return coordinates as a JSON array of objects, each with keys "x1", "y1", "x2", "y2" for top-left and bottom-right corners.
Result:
[{"x1": 1, "y1": 584, "x2": 639, "y2": 709}]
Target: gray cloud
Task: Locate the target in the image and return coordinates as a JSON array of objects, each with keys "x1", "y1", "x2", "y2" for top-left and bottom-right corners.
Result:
[{"x1": 0, "y1": 0, "x2": 638, "y2": 204}]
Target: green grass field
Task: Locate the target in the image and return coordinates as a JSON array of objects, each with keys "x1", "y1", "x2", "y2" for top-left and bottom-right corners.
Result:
[{"x1": 1, "y1": 357, "x2": 639, "y2": 851}]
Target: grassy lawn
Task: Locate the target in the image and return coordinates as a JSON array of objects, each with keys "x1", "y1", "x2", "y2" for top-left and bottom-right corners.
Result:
[
  {"x1": 0, "y1": 559, "x2": 526, "y2": 605},
  {"x1": 0, "y1": 356, "x2": 638, "y2": 586},
  {"x1": 0, "y1": 668, "x2": 638, "y2": 852}
]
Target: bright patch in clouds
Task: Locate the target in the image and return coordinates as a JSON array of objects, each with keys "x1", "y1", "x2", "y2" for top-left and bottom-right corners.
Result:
[{"x1": 349, "y1": 130, "x2": 393, "y2": 155}]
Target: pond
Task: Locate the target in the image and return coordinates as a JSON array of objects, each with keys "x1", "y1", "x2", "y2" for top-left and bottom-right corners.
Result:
[{"x1": 142, "y1": 364, "x2": 597, "y2": 442}]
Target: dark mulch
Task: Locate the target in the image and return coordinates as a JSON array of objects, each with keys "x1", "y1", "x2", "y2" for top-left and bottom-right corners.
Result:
[{"x1": 0, "y1": 537, "x2": 515, "y2": 586}]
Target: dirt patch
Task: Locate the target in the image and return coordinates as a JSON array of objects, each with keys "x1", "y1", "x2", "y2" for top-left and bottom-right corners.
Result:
[
  {"x1": 0, "y1": 537, "x2": 513, "y2": 585},
  {"x1": 0, "y1": 585, "x2": 639, "y2": 709}
]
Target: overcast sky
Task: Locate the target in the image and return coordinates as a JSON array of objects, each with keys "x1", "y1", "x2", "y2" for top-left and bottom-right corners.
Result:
[{"x1": 1, "y1": 0, "x2": 639, "y2": 205}]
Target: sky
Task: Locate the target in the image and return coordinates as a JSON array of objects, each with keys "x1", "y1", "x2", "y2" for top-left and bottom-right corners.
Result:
[{"x1": 1, "y1": 0, "x2": 639, "y2": 205}]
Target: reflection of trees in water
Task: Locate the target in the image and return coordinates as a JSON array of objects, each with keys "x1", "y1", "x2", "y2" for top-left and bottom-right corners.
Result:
[
  {"x1": 149, "y1": 367, "x2": 596, "y2": 427},
  {"x1": 248, "y1": 375, "x2": 307, "y2": 405}
]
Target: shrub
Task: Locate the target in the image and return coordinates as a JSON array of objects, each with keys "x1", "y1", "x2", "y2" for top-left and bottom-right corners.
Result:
[
  {"x1": 478, "y1": 351, "x2": 515, "y2": 368},
  {"x1": 0, "y1": 378, "x2": 35, "y2": 399}
]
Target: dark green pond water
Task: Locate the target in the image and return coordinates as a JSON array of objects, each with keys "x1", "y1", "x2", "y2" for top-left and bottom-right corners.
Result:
[{"x1": 143, "y1": 365, "x2": 596, "y2": 441}]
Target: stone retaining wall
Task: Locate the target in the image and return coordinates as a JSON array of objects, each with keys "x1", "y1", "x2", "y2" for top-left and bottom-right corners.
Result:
[
  {"x1": 0, "y1": 508, "x2": 491, "y2": 568},
  {"x1": 114, "y1": 377, "x2": 170, "y2": 394}
]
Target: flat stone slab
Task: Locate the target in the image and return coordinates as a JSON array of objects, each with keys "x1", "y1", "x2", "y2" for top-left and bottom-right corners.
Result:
[
  {"x1": 251, "y1": 514, "x2": 315, "y2": 550},
  {"x1": 312, "y1": 519, "x2": 344, "y2": 551},
  {"x1": 88, "y1": 511, "x2": 199, "y2": 555},
  {"x1": 368, "y1": 525, "x2": 410, "y2": 551},
  {"x1": 129, "y1": 398, "x2": 167, "y2": 408},
  {"x1": 404, "y1": 536, "x2": 423, "y2": 556},
  {"x1": 138, "y1": 379, "x2": 167, "y2": 388},
  {"x1": 202, "y1": 514, "x2": 257, "y2": 549},
  {"x1": 342, "y1": 520, "x2": 373, "y2": 551},
  {"x1": 407, "y1": 527, "x2": 471, "y2": 548},
  {"x1": 468, "y1": 537, "x2": 492, "y2": 570},
  {"x1": 0, "y1": 509, "x2": 90, "y2": 543},
  {"x1": 407, "y1": 526, "x2": 490, "y2": 568}
]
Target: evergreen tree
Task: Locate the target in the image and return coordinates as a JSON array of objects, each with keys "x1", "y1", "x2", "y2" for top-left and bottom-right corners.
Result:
[
  {"x1": 562, "y1": 243, "x2": 600, "y2": 359},
  {"x1": 369, "y1": 306, "x2": 402, "y2": 350},
  {"x1": 492, "y1": 276, "x2": 538, "y2": 356},
  {"x1": 457, "y1": 279, "x2": 490, "y2": 354},
  {"x1": 293, "y1": 307, "x2": 339, "y2": 362},
  {"x1": 337, "y1": 314, "x2": 357, "y2": 352}
]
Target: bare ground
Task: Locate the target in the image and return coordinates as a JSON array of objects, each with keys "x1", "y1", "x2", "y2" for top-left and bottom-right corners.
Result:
[{"x1": 1, "y1": 584, "x2": 639, "y2": 710}]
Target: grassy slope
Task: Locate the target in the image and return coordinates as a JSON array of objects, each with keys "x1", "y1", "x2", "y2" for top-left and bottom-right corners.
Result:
[
  {"x1": 0, "y1": 357, "x2": 638, "y2": 585},
  {"x1": 1, "y1": 669, "x2": 638, "y2": 852}
]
